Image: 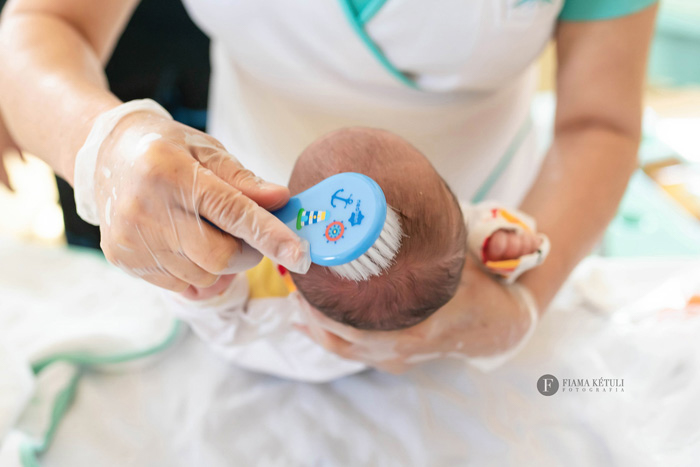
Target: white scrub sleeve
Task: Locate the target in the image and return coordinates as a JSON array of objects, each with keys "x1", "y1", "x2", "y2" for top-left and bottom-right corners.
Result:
[{"x1": 74, "y1": 99, "x2": 172, "y2": 225}]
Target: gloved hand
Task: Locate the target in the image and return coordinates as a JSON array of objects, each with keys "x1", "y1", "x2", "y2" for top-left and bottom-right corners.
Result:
[
  {"x1": 294, "y1": 255, "x2": 538, "y2": 374},
  {"x1": 181, "y1": 274, "x2": 237, "y2": 301},
  {"x1": 0, "y1": 111, "x2": 20, "y2": 190},
  {"x1": 80, "y1": 101, "x2": 310, "y2": 293}
]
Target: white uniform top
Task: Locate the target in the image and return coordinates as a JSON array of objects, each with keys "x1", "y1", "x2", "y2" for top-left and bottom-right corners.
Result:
[
  {"x1": 180, "y1": 0, "x2": 565, "y2": 205},
  {"x1": 179, "y1": 0, "x2": 657, "y2": 202}
]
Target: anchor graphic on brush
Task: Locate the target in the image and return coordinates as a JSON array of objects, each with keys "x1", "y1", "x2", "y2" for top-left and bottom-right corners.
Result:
[{"x1": 330, "y1": 189, "x2": 353, "y2": 209}]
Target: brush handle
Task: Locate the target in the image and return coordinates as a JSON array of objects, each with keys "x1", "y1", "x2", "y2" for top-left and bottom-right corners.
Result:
[{"x1": 271, "y1": 197, "x2": 303, "y2": 226}]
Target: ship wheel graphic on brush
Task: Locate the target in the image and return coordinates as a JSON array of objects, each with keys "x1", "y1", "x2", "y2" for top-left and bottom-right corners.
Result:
[{"x1": 324, "y1": 221, "x2": 345, "y2": 243}]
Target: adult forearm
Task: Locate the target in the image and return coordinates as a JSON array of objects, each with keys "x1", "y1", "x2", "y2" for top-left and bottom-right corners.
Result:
[
  {"x1": 518, "y1": 125, "x2": 639, "y2": 312},
  {"x1": 0, "y1": 13, "x2": 122, "y2": 183}
]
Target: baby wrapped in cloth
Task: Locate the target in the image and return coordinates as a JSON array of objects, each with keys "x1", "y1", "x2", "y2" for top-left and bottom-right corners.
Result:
[{"x1": 168, "y1": 128, "x2": 549, "y2": 381}]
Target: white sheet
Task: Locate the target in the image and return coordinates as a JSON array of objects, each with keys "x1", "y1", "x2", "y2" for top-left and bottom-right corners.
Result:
[{"x1": 2, "y1": 237, "x2": 700, "y2": 466}]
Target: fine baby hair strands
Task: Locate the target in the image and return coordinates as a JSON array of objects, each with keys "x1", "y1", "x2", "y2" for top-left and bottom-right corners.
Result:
[{"x1": 272, "y1": 173, "x2": 403, "y2": 281}]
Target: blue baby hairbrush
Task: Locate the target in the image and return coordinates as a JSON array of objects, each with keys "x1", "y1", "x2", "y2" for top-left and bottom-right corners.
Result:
[{"x1": 272, "y1": 172, "x2": 402, "y2": 281}]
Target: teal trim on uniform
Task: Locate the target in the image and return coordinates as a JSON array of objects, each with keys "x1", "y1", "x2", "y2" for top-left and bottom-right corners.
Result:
[
  {"x1": 358, "y1": 0, "x2": 389, "y2": 24},
  {"x1": 559, "y1": 0, "x2": 658, "y2": 21},
  {"x1": 471, "y1": 117, "x2": 533, "y2": 204},
  {"x1": 337, "y1": 0, "x2": 418, "y2": 89},
  {"x1": 348, "y1": 0, "x2": 371, "y2": 13},
  {"x1": 19, "y1": 320, "x2": 183, "y2": 467},
  {"x1": 348, "y1": 0, "x2": 389, "y2": 24}
]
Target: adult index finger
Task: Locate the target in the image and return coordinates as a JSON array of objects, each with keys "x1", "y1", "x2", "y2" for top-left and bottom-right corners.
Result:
[{"x1": 192, "y1": 165, "x2": 311, "y2": 274}]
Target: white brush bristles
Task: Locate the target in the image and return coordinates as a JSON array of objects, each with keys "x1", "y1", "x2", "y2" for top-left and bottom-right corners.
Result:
[{"x1": 329, "y1": 207, "x2": 403, "y2": 281}]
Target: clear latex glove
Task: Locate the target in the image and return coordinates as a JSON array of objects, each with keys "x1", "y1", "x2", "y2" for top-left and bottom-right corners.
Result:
[
  {"x1": 0, "y1": 112, "x2": 20, "y2": 191},
  {"x1": 294, "y1": 255, "x2": 538, "y2": 374},
  {"x1": 86, "y1": 105, "x2": 311, "y2": 292},
  {"x1": 180, "y1": 274, "x2": 237, "y2": 301}
]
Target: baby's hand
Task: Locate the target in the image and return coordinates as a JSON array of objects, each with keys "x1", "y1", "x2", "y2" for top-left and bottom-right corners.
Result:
[
  {"x1": 181, "y1": 274, "x2": 237, "y2": 301},
  {"x1": 485, "y1": 230, "x2": 543, "y2": 262},
  {"x1": 465, "y1": 203, "x2": 550, "y2": 284}
]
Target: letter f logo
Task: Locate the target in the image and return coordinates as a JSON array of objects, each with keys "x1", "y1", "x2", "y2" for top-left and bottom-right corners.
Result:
[
  {"x1": 537, "y1": 374, "x2": 559, "y2": 396},
  {"x1": 543, "y1": 378, "x2": 553, "y2": 392}
]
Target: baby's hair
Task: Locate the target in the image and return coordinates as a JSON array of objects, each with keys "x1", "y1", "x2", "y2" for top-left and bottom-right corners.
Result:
[
  {"x1": 289, "y1": 128, "x2": 467, "y2": 331},
  {"x1": 329, "y1": 206, "x2": 403, "y2": 282}
]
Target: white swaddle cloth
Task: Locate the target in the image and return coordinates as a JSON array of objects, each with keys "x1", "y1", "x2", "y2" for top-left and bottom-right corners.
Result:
[{"x1": 166, "y1": 280, "x2": 366, "y2": 383}]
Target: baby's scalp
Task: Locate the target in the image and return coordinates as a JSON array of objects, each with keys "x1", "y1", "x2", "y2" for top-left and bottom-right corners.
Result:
[{"x1": 289, "y1": 128, "x2": 467, "y2": 331}]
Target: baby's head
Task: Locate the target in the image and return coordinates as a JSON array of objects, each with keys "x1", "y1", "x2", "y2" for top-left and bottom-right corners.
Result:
[{"x1": 289, "y1": 128, "x2": 467, "y2": 331}]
